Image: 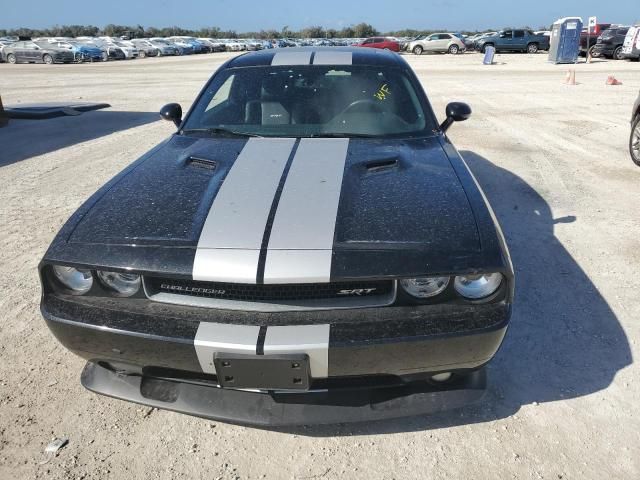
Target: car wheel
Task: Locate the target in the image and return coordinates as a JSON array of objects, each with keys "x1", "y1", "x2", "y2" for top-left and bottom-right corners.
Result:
[
  {"x1": 614, "y1": 46, "x2": 624, "y2": 60},
  {"x1": 7, "y1": 53, "x2": 16, "y2": 64},
  {"x1": 43, "y1": 54, "x2": 53, "y2": 65},
  {"x1": 101, "y1": 52, "x2": 108, "y2": 62},
  {"x1": 412, "y1": 45, "x2": 423, "y2": 55},
  {"x1": 139, "y1": 50, "x2": 146, "y2": 58},
  {"x1": 631, "y1": 116, "x2": 640, "y2": 166},
  {"x1": 527, "y1": 43, "x2": 539, "y2": 54},
  {"x1": 448, "y1": 44, "x2": 459, "y2": 54}
]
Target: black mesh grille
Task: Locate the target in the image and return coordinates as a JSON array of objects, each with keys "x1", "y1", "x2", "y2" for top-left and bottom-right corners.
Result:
[{"x1": 146, "y1": 277, "x2": 393, "y2": 302}]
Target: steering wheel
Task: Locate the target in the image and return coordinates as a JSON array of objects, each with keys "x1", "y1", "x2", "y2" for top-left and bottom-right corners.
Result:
[{"x1": 338, "y1": 99, "x2": 385, "y2": 116}]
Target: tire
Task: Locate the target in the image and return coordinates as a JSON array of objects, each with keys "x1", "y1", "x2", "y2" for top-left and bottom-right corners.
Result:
[
  {"x1": 139, "y1": 50, "x2": 146, "y2": 58},
  {"x1": 482, "y1": 44, "x2": 494, "y2": 54},
  {"x1": 43, "y1": 54, "x2": 53, "y2": 65},
  {"x1": 613, "y1": 46, "x2": 624, "y2": 60},
  {"x1": 527, "y1": 43, "x2": 538, "y2": 54},
  {"x1": 448, "y1": 44, "x2": 459, "y2": 54},
  {"x1": 630, "y1": 115, "x2": 640, "y2": 167},
  {"x1": 412, "y1": 45, "x2": 423, "y2": 55},
  {"x1": 588, "y1": 45, "x2": 596, "y2": 58},
  {"x1": 7, "y1": 53, "x2": 16, "y2": 64}
]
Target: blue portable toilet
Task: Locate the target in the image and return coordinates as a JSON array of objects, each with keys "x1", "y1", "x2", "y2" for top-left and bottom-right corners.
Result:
[{"x1": 549, "y1": 17, "x2": 583, "y2": 64}]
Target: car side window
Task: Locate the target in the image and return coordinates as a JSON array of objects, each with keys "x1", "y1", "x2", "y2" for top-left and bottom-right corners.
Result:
[
  {"x1": 438, "y1": 34, "x2": 451, "y2": 40},
  {"x1": 427, "y1": 35, "x2": 438, "y2": 41},
  {"x1": 514, "y1": 30, "x2": 525, "y2": 38},
  {"x1": 503, "y1": 30, "x2": 513, "y2": 37},
  {"x1": 362, "y1": 39, "x2": 372, "y2": 44}
]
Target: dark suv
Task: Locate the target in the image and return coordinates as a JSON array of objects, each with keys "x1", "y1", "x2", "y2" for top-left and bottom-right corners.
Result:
[{"x1": 592, "y1": 26, "x2": 629, "y2": 60}]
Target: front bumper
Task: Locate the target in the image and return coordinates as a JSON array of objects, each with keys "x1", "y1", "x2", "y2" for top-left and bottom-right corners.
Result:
[
  {"x1": 592, "y1": 43, "x2": 614, "y2": 56},
  {"x1": 82, "y1": 361, "x2": 487, "y2": 427},
  {"x1": 42, "y1": 292, "x2": 509, "y2": 424}
]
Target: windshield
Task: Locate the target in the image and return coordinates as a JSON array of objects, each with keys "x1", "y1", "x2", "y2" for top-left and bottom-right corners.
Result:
[{"x1": 183, "y1": 65, "x2": 431, "y2": 138}]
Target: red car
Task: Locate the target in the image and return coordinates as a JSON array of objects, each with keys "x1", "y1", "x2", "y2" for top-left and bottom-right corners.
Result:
[{"x1": 357, "y1": 37, "x2": 400, "y2": 52}]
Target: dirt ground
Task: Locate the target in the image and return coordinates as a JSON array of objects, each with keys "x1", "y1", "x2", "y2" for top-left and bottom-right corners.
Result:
[{"x1": 0, "y1": 51, "x2": 639, "y2": 479}]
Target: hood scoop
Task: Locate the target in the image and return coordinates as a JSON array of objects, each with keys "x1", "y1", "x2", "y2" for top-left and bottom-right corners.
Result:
[
  {"x1": 364, "y1": 157, "x2": 399, "y2": 173},
  {"x1": 186, "y1": 156, "x2": 217, "y2": 170}
]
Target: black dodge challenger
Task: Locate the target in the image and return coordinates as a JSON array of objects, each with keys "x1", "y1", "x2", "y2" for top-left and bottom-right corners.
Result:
[{"x1": 40, "y1": 47, "x2": 514, "y2": 426}]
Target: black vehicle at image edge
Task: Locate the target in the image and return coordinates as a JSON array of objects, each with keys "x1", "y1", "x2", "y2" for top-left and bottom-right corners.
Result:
[
  {"x1": 631, "y1": 90, "x2": 640, "y2": 166},
  {"x1": 40, "y1": 47, "x2": 514, "y2": 426}
]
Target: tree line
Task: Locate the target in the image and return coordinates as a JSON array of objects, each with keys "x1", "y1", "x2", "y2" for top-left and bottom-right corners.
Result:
[{"x1": 0, "y1": 22, "x2": 507, "y2": 39}]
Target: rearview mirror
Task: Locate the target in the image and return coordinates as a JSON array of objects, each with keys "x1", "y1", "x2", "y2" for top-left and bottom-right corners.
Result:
[
  {"x1": 160, "y1": 103, "x2": 182, "y2": 127},
  {"x1": 439, "y1": 102, "x2": 472, "y2": 133}
]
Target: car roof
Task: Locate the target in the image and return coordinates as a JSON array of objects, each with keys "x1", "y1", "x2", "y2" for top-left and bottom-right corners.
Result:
[{"x1": 227, "y1": 46, "x2": 407, "y2": 68}]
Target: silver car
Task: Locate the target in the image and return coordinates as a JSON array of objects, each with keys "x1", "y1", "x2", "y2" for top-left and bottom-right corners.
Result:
[{"x1": 408, "y1": 33, "x2": 466, "y2": 55}]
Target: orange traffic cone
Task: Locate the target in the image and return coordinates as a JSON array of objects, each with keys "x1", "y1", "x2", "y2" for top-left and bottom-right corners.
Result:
[
  {"x1": 0, "y1": 94, "x2": 8, "y2": 128},
  {"x1": 606, "y1": 75, "x2": 623, "y2": 86},
  {"x1": 565, "y1": 69, "x2": 576, "y2": 85}
]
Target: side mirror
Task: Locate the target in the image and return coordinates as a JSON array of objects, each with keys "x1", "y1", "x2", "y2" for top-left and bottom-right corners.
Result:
[
  {"x1": 499, "y1": 33, "x2": 506, "y2": 38},
  {"x1": 439, "y1": 102, "x2": 472, "y2": 133},
  {"x1": 160, "y1": 103, "x2": 182, "y2": 127}
]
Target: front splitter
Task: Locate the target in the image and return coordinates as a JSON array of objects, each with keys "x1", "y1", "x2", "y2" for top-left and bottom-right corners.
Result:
[{"x1": 81, "y1": 362, "x2": 486, "y2": 427}]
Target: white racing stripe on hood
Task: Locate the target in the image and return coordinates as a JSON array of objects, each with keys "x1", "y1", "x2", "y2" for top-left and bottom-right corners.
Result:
[
  {"x1": 264, "y1": 138, "x2": 349, "y2": 284},
  {"x1": 271, "y1": 51, "x2": 312, "y2": 65},
  {"x1": 193, "y1": 138, "x2": 296, "y2": 282}
]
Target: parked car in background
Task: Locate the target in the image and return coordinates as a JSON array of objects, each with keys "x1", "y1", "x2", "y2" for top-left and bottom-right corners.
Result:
[
  {"x1": 127, "y1": 40, "x2": 158, "y2": 58},
  {"x1": 131, "y1": 38, "x2": 178, "y2": 57},
  {"x1": 579, "y1": 23, "x2": 611, "y2": 56},
  {"x1": 631, "y1": 90, "x2": 640, "y2": 166},
  {"x1": 0, "y1": 39, "x2": 15, "y2": 62},
  {"x1": 111, "y1": 40, "x2": 138, "y2": 59},
  {"x1": 197, "y1": 38, "x2": 226, "y2": 52},
  {"x1": 46, "y1": 39, "x2": 104, "y2": 62},
  {"x1": 408, "y1": 33, "x2": 465, "y2": 55},
  {"x1": 593, "y1": 26, "x2": 630, "y2": 60},
  {"x1": 621, "y1": 24, "x2": 640, "y2": 61},
  {"x1": 2, "y1": 40, "x2": 74, "y2": 64},
  {"x1": 62, "y1": 37, "x2": 122, "y2": 60},
  {"x1": 168, "y1": 36, "x2": 206, "y2": 54},
  {"x1": 222, "y1": 39, "x2": 245, "y2": 51},
  {"x1": 357, "y1": 36, "x2": 400, "y2": 52},
  {"x1": 149, "y1": 38, "x2": 189, "y2": 55},
  {"x1": 475, "y1": 29, "x2": 550, "y2": 53}
]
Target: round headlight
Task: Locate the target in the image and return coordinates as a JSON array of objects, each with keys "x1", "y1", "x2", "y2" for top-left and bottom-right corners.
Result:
[
  {"x1": 400, "y1": 276, "x2": 450, "y2": 298},
  {"x1": 97, "y1": 270, "x2": 141, "y2": 297},
  {"x1": 52, "y1": 265, "x2": 93, "y2": 294},
  {"x1": 454, "y1": 273, "x2": 503, "y2": 299}
]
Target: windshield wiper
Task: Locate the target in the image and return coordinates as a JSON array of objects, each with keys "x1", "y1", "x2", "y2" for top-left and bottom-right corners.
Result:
[
  {"x1": 308, "y1": 133, "x2": 378, "y2": 138},
  {"x1": 181, "y1": 127, "x2": 263, "y2": 138}
]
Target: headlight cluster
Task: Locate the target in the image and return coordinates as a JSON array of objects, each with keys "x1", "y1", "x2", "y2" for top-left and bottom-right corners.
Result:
[
  {"x1": 51, "y1": 265, "x2": 141, "y2": 297},
  {"x1": 401, "y1": 273, "x2": 503, "y2": 301}
]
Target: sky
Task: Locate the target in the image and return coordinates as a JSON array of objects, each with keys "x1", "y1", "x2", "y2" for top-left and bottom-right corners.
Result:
[{"x1": 1, "y1": 0, "x2": 638, "y2": 32}]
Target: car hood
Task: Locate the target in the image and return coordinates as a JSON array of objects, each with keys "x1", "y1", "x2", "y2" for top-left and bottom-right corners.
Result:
[{"x1": 64, "y1": 135, "x2": 483, "y2": 278}]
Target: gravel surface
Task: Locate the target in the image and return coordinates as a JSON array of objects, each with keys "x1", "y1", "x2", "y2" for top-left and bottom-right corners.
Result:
[{"x1": 0, "y1": 52, "x2": 639, "y2": 479}]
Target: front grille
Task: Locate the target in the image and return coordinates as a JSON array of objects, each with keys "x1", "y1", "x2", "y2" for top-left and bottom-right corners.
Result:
[{"x1": 144, "y1": 277, "x2": 396, "y2": 311}]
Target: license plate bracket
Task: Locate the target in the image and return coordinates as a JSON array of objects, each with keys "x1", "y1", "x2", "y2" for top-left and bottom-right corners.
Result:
[{"x1": 214, "y1": 353, "x2": 311, "y2": 390}]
